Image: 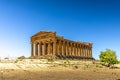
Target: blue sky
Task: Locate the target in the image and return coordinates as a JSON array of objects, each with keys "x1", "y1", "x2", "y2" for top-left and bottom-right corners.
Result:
[{"x1": 0, "y1": 0, "x2": 120, "y2": 59}]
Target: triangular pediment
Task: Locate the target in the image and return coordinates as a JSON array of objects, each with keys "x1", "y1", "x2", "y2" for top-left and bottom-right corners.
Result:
[{"x1": 32, "y1": 31, "x2": 56, "y2": 37}]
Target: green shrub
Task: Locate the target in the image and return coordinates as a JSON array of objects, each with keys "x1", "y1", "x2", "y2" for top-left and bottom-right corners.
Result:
[
  {"x1": 17, "y1": 56, "x2": 26, "y2": 59},
  {"x1": 4, "y1": 57, "x2": 9, "y2": 59},
  {"x1": 99, "y1": 49, "x2": 119, "y2": 67}
]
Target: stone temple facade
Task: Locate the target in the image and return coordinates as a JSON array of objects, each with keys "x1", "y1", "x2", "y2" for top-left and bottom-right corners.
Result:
[{"x1": 30, "y1": 31, "x2": 93, "y2": 59}]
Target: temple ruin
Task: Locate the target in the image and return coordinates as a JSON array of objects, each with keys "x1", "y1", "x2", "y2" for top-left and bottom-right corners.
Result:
[{"x1": 30, "y1": 31, "x2": 93, "y2": 59}]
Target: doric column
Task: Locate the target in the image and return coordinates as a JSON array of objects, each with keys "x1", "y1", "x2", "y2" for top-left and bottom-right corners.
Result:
[
  {"x1": 56, "y1": 41, "x2": 58, "y2": 55},
  {"x1": 78, "y1": 44, "x2": 80, "y2": 56},
  {"x1": 58, "y1": 40, "x2": 61, "y2": 55},
  {"x1": 31, "y1": 44, "x2": 34, "y2": 57},
  {"x1": 73, "y1": 43, "x2": 74, "y2": 56},
  {"x1": 64, "y1": 41, "x2": 67, "y2": 56},
  {"x1": 87, "y1": 46, "x2": 89, "y2": 57},
  {"x1": 74, "y1": 43, "x2": 76, "y2": 56},
  {"x1": 44, "y1": 43, "x2": 47, "y2": 56},
  {"x1": 39, "y1": 42, "x2": 42, "y2": 56},
  {"x1": 62, "y1": 41, "x2": 65, "y2": 55},
  {"x1": 72, "y1": 43, "x2": 74, "y2": 56},
  {"x1": 84, "y1": 46, "x2": 86, "y2": 57},
  {"x1": 81, "y1": 45, "x2": 83, "y2": 57},
  {"x1": 83, "y1": 46, "x2": 85, "y2": 56},
  {"x1": 35, "y1": 43, "x2": 38, "y2": 57},
  {"x1": 79, "y1": 44, "x2": 81, "y2": 56},
  {"x1": 76, "y1": 44, "x2": 78, "y2": 56},
  {"x1": 48, "y1": 42, "x2": 51, "y2": 55},
  {"x1": 53, "y1": 41, "x2": 56, "y2": 55},
  {"x1": 90, "y1": 47, "x2": 92, "y2": 57},
  {"x1": 66, "y1": 41, "x2": 68, "y2": 56},
  {"x1": 70, "y1": 43, "x2": 72, "y2": 56},
  {"x1": 67, "y1": 42, "x2": 70, "y2": 56},
  {"x1": 86, "y1": 46, "x2": 88, "y2": 57},
  {"x1": 69, "y1": 42, "x2": 71, "y2": 56},
  {"x1": 85, "y1": 46, "x2": 87, "y2": 57},
  {"x1": 88, "y1": 47, "x2": 91, "y2": 57},
  {"x1": 50, "y1": 43, "x2": 53, "y2": 55}
]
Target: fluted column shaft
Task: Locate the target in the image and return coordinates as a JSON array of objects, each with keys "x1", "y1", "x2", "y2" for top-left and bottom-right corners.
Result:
[
  {"x1": 53, "y1": 41, "x2": 56, "y2": 55},
  {"x1": 31, "y1": 44, "x2": 34, "y2": 57},
  {"x1": 64, "y1": 42, "x2": 67, "y2": 56},
  {"x1": 74, "y1": 43, "x2": 76, "y2": 56},
  {"x1": 76, "y1": 44, "x2": 78, "y2": 56},
  {"x1": 39, "y1": 43, "x2": 42, "y2": 56},
  {"x1": 35, "y1": 44, "x2": 38, "y2": 57},
  {"x1": 48, "y1": 42, "x2": 51, "y2": 55},
  {"x1": 90, "y1": 47, "x2": 92, "y2": 57},
  {"x1": 87, "y1": 46, "x2": 89, "y2": 57},
  {"x1": 56, "y1": 41, "x2": 58, "y2": 55},
  {"x1": 58, "y1": 40, "x2": 62, "y2": 55},
  {"x1": 62, "y1": 41, "x2": 65, "y2": 55},
  {"x1": 81, "y1": 45, "x2": 83, "y2": 56},
  {"x1": 72, "y1": 43, "x2": 74, "y2": 56},
  {"x1": 44, "y1": 43, "x2": 47, "y2": 55},
  {"x1": 85, "y1": 46, "x2": 87, "y2": 57},
  {"x1": 66, "y1": 42, "x2": 68, "y2": 56},
  {"x1": 78, "y1": 45, "x2": 79, "y2": 56},
  {"x1": 70, "y1": 43, "x2": 73, "y2": 56}
]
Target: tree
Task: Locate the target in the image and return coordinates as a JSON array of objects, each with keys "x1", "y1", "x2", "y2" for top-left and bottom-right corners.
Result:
[{"x1": 99, "y1": 49, "x2": 118, "y2": 67}]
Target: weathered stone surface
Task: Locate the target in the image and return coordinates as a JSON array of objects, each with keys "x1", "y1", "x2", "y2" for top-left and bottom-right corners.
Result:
[{"x1": 30, "y1": 31, "x2": 93, "y2": 59}]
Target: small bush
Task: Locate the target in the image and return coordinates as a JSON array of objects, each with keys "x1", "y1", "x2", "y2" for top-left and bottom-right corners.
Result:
[
  {"x1": 14, "y1": 60, "x2": 18, "y2": 63},
  {"x1": 17, "y1": 56, "x2": 26, "y2": 59},
  {"x1": 47, "y1": 57, "x2": 54, "y2": 63},
  {"x1": 74, "y1": 65, "x2": 78, "y2": 69},
  {"x1": 4, "y1": 57, "x2": 9, "y2": 59}
]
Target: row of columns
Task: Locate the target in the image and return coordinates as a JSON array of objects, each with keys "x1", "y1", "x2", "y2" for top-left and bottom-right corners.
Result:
[{"x1": 31, "y1": 40, "x2": 92, "y2": 58}]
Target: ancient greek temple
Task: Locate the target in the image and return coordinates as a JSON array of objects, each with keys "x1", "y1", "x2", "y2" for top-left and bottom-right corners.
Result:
[{"x1": 30, "y1": 31, "x2": 93, "y2": 59}]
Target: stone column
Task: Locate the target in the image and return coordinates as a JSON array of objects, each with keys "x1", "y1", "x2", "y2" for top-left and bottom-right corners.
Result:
[
  {"x1": 85, "y1": 46, "x2": 87, "y2": 57},
  {"x1": 44, "y1": 43, "x2": 47, "y2": 56},
  {"x1": 31, "y1": 44, "x2": 34, "y2": 57},
  {"x1": 79, "y1": 44, "x2": 81, "y2": 56},
  {"x1": 84, "y1": 46, "x2": 86, "y2": 57},
  {"x1": 86, "y1": 46, "x2": 88, "y2": 57},
  {"x1": 53, "y1": 41, "x2": 56, "y2": 55},
  {"x1": 72, "y1": 43, "x2": 74, "y2": 56},
  {"x1": 64, "y1": 41, "x2": 67, "y2": 56},
  {"x1": 70, "y1": 42, "x2": 73, "y2": 56},
  {"x1": 59, "y1": 40, "x2": 62, "y2": 55},
  {"x1": 39, "y1": 42, "x2": 42, "y2": 56},
  {"x1": 66, "y1": 41, "x2": 68, "y2": 56},
  {"x1": 72, "y1": 43, "x2": 75, "y2": 56},
  {"x1": 87, "y1": 46, "x2": 89, "y2": 57},
  {"x1": 48, "y1": 42, "x2": 51, "y2": 55},
  {"x1": 74, "y1": 43, "x2": 76, "y2": 56},
  {"x1": 81, "y1": 45, "x2": 83, "y2": 57},
  {"x1": 56, "y1": 41, "x2": 58, "y2": 55},
  {"x1": 76, "y1": 44, "x2": 78, "y2": 56},
  {"x1": 62, "y1": 41, "x2": 65, "y2": 56},
  {"x1": 83, "y1": 46, "x2": 85, "y2": 56},
  {"x1": 58, "y1": 40, "x2": 60, "y2": 55},
  {"x1": 67, "y1": 42, "x2": 69, "y2": 56},
  {"x1": 88, "y1": 47, "x2": 91, "y2": 57},
  {"x1": 69, "y1": 42, "x2": 71, "y2": 56},
  {"x1": 50, "y1": 43, "x2": 53, "y2": 55},
  {"x1": 35, "y1": 43, "x2": 38, "y2": 57},
  {"x1": 78, "y1": 44, "x2": 79, "y2": 56},
  {"x1": 90, "y1": 47, "x2": 92, "y2": 57}
]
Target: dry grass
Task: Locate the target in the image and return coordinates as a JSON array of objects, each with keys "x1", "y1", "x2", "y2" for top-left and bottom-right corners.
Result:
[{"x1": 0, "y1": 59, "x2": 120, "y2": 80}]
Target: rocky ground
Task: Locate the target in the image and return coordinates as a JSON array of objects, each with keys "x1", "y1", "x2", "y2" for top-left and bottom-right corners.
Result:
[{"x1": 0, "y1": 59, "x2": 120, "y2": 80}]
